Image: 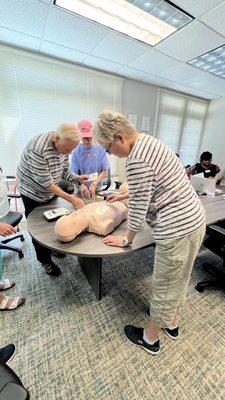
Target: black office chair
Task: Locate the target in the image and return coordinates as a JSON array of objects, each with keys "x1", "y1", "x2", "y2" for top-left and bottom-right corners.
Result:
[
  {"x1": 0, "y1": 194, "x2": 24, "y2": 258},
  {"x1": 0, "y1": 363, "x2": 29, "y2": 400},
  {"x1": 195, "y1": 224, "x2": 225, "y2": 292}
]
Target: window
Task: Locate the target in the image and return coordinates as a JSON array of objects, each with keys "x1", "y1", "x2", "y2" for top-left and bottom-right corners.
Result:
[
  {"x1": 0, "y1": 44, "x2": 123, "y2": 175},
  {"x1": 155, "y1": 90, "x2": 208, "y2": 166}
]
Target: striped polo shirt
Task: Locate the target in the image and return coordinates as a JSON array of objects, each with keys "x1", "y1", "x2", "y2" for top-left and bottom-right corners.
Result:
[
  {"x1": 126, "y1": 134, "x2": 205, "y2": 240},
  {"x1": 17, "y1": 132, "x2": 78, "y2": 202}
]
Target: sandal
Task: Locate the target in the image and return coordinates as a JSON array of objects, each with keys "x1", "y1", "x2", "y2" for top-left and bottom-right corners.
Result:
[
  {"x1": 0, "y1": 279, "x2": 15, "y2": 291},
  {"x1": 0, "y1": 295, "x2": 25, "y2": 311},
  {"x1": 43, "y1": 262, "x2": 61, "y2": 277}
]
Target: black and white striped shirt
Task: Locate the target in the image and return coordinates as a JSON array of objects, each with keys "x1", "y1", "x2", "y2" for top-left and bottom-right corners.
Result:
[
  {"x1": 126, "y1": 134, "x2": 205, "y2": 240},
  {"x1": 17, "y1": 132, "x2": 78, "y2": 202}
]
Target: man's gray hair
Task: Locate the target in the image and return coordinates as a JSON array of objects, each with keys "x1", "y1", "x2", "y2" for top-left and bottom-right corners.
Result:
[{"x1": 56, "y1": 123, "x2": 81, "y2": 142}]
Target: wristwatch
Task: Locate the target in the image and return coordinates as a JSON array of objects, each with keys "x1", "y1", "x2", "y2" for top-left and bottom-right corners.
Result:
[{"x1": 122, "y1": 237, "x2": 131, "y2": 247}]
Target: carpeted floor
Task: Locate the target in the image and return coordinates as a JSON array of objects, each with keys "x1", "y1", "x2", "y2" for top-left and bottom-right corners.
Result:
[{"x1": 1, "y1": 230, "x2": 225, "y2": 399}]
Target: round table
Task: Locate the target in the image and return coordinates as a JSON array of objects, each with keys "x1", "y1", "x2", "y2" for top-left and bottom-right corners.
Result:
[{"x1": 27, "y1": 197, "x2": 154, "y2": 300}]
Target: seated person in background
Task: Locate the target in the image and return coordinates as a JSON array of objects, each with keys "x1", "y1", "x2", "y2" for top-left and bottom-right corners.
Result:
[
  {"x1": 55, "y1": 200, "x2": 128, "y2": 242},
  {"x1": 0, "y1": 222, "x2": 25, "y2": 311},
  {"x1": 70, "y1": 119, "x2": 109, "y2": 200},
  {"x1": 188, "y1": 151, "x2": 220, "y2": 178}
]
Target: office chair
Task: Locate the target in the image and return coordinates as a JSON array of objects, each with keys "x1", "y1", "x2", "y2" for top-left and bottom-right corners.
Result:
[
  {"x1": 0, "y1": 363, "x2": 29, "y2": 400},
  {"x1": 0, "y1": 195, "x2": 24, "y2": 259},
  {"x1": 195, "y1": 224, "x2": 225, "y2": 292}
]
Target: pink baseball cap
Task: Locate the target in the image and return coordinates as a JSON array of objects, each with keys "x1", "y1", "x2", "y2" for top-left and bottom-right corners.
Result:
[{"x1": 77, "y1": 119, "x2": 93, "y2": 138}]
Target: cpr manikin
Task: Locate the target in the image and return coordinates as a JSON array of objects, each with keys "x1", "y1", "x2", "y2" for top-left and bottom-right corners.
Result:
[{"x1": 55, "y1": 201, "x2": 128, "y2": 242}]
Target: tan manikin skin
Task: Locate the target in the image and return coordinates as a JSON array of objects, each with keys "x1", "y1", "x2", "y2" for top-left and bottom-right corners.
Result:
[{"x1": 54, "y1": 201, "x2": 128, "y2": 242}]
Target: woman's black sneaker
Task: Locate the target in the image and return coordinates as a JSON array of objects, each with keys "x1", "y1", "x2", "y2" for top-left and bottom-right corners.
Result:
[
  {"x1": 124, "y1": 325, "x2": 160, "y2": 356},
  {"x1": 145, "y1": 308, "x2": 179, "y2": 340},
  {"x1": 43, "y1": 262, "x2": 61, "y2": 277},
  {"x1": 162, "y1": 327, "x2": 179, "y2": 340}
]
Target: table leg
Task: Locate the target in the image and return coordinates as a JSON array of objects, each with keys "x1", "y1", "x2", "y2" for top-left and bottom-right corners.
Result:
[{"x1": 78, "y1": 257, "x2": 102, "y2": 300}]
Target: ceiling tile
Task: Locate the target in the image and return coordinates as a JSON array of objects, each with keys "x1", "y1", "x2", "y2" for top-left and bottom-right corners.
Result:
[
  {"x1": 44, "y1": 7, "x2": 108, "y2": 53},
  {"x1": 0, "y1": 26, "x2": 41, "y2": 50},
  {"x1": 0, "y1": 0, "x2": 49, "y2": 38},
  {"x1": 130, "y1": 49, "x2": 180, "y2": 74},
  {"x1": 92, "y1": 32, "x2": 150, "y2": 65},
  {"x1": 171, "y1": 0, "x2": 225, "y2": 18},
  {"x1": 82, "y1": 55, "x2": 122, "y2": 73},
  {"x1": 118, "y1": 67, "x2": 152, "y2": 81},
  {"x1": 40, "y1": 41, "x2": 87, "y2": 63},
  {"x1": 200, "y1": 2, "x2": 225, "y2": 37},
  {"x1": 157, "y1": 20, "x2": 225, "y2": 62},
  {"x1": 144, "y1": 75, "x2": 219, "y2": 99},
  {"x1": 159, "y1": 63, "x2": 211, "y2": 83},
  {"x1": 184, "y1": 72, "x2": 225, "y2": 94}
]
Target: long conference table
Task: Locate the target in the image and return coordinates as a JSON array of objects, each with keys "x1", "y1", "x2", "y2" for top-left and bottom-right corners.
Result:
[{"x1": 27, "y1": 189, "x2": 225, "y2": 300}]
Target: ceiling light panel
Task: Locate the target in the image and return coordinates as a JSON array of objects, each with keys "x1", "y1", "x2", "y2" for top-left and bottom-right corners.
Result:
[
  {"x1": 54, "y1": 0, "x2": 193, "y2": 46},
  {"x1": 189, "y1": 45, "x2": 225, "y2": 79}
]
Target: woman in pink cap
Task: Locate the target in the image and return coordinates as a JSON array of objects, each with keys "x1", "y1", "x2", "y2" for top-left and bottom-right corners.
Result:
[{"x1": 70, "y1": 119, "x2": 109, "y2": 199}]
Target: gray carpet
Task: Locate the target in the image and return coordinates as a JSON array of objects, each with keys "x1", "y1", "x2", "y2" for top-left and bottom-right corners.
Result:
[{"x1": 1, "y1": 230, "x2": 225, "y2": 399}]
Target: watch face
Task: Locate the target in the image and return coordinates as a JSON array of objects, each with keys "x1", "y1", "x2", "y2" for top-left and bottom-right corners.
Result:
[{"x1": 122, "y1": 237, "x2": 128, "y2": 246}]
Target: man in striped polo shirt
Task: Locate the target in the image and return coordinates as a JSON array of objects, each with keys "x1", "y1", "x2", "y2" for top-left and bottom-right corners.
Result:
[
  {"x1": 94, "y1": 110, "x2": 206, "y2": 356},
  {"x1": 17, "y1": 123, "x2": 88, "y2": 277}
]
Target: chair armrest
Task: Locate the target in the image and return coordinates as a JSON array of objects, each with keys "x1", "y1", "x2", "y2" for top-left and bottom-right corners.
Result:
[
  {"x1": 7, "y1": 194, "x2": 21, "y2": 198},
  {"x1": 207, "y1": 224, "x2": 225, "y2": 236}
]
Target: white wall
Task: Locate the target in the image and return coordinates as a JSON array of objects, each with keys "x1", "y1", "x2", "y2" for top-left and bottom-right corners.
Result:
[
  {"x1": 116, "y1": 78, "x2": 158, "y2": 182},
  {"x1": 199, "y1": 98, "x2": 225, "y2": 168}
]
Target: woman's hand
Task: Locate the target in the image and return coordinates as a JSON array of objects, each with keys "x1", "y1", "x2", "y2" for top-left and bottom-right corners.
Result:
[
  {"x1": 69, "y1": 195, "x2": 85, "y2": 209},
  {"x1": 106, "y1": 194, "x2": 122, "y2": 203},
  {"x1": 102, "y1": 235, "x2": 125, "y2": 247},
  {"x1": 0, "y1": 222, "x2": 17, "y2": 236},
  {"x1": 80, "y1": 184, "x2": 90, "y2": 199}
]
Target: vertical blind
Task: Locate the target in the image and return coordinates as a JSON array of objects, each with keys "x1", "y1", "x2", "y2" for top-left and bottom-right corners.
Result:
[
  {"x1": 155, "y1": 89, "x2": 208, "y2": 166},
  {"x1": 0, "y1": 44, "x2": 123, "y2": 175}
]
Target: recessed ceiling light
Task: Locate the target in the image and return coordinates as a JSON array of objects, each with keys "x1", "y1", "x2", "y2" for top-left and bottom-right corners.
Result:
[
  {"x1": 54, "y1": 0, "x2": 193, "y2": 46},
  {"x1": 189, "y1": 45, "x2": 225, "y2": 79}
]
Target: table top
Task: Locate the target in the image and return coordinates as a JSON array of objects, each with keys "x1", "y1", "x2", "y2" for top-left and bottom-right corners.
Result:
[
  {"x1": 27, "y1": 197, "x2": 154, "y2": 258},
  {"x1": 27, "y1": 188, "x2": 225, "y2": 258}
]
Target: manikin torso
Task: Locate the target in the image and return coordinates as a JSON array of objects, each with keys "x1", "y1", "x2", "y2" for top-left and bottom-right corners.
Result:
[{"x1": 54, "y1": 201, "x2": 128, "y2": 242}]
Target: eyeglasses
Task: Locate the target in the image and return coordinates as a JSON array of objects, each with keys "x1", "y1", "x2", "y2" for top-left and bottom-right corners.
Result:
[{"x1": 105, "y1": 141, "x2": 113, "y2": 154}]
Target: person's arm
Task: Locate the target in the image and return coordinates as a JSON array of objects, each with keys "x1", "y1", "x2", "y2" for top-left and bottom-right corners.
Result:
[
  {"x1": 47, "y1": 183, "x2": 85, "y2": 209},
  {"x1": 70, "y1": 150, "x2": 79, "y2": 174},
  {"x1": 28, "y1": 151, "x2": 86, "y2": 208},
  {"x1": 89, "y1": 169, "x2": 108, "y2": 199},
  {"x1": 106, "y1": 192, "x2": 129, "y2": 203},
  {"x1": 0, "y1": 221, "x2": 17, "y2": 236},
  {"x1": 187, "y1": 164, "x2": 196, "y2": 177},
  {"x1": 89, "y1": 150, "x2": 110, "y2": 198},
  {"x1": 103, "y1": 160, "x2": 155, "y2": 247}
]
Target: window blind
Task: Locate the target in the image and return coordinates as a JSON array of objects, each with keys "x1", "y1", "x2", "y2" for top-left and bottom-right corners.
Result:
[
  {"x1": 0, "y1": 44, "x2": 123, "y2": 175},
  {"x1": 155, "y1": 89, "x2": 208, "y2": 166}
]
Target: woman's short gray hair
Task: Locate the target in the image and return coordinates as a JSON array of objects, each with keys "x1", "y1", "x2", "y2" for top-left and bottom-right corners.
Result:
[
  {"x1": 56, "y1": 123, "x2": 81, "y2": 142},
  {"x1": 94, "y1": 110, "x2": 135, "y2": 145}
]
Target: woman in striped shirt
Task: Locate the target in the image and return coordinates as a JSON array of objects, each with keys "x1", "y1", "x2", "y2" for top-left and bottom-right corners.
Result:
[
  {"x1": 17, "y1": 123, "x2": 88, "y2": 277},
  {"x1": 94, "y1": 110, "x2": 206, "y2": 356}
]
